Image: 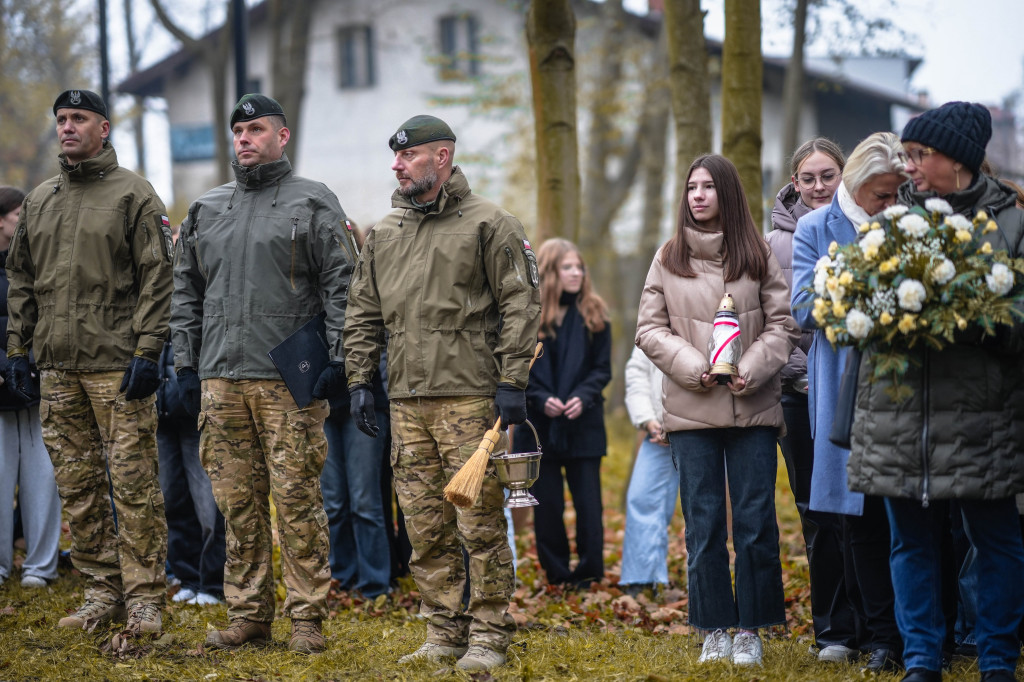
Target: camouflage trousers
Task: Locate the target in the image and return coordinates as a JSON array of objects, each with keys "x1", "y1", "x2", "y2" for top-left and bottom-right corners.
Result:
[
  {"x1": 391, "y1": 396, "x2": 516, "y2": 652},
  {"x1": 40, "y1": 370, "x2": 167, "y2": 607},
  {"x1": 199, "y1": 379, "x2": 331, "y2": 622}
]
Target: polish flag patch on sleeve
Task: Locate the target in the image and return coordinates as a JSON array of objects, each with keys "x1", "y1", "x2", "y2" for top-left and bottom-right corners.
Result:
[
  {"x1": 523, "y1": 239, "x2": 532, "y2": 250},
  {"x1": 161, "y1": 215, "x2": 171, "y2": 227}
]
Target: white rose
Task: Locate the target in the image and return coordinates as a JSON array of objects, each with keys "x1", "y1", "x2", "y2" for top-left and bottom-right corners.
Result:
[
  {"x1": 898, "y1": 214, "x2": 930, "y2": 239},
  {"x1": 814, "y1": 255, "x2": 832, "y2": 272},
  {"x1": 883, "y1": 205, "x2": 909, "y2": 219},
  {"x1": 859, "y1": 228, "x2": 886, "y2": 250},
  {"x1": 896, "y1": 279, "x2": 927, "y2": 312},
  {"x1": 924, "y1": 198, "x2": 953, "y2": 215},
  {"x1": 944, "y1": 214, "x2": 972, "y2": 232},
  {"x1": 813, "y1": 268, "x2": 829, "y2": 297},
  {"x1": 986, "y1": 262, "x2": 1014, "y2": 296},
  {"x1": 931, "y1": 258, "x2": 956, "y2": 285},
  {"x1": 845, "y1": 308, "x2": 875, "y2": 339}
]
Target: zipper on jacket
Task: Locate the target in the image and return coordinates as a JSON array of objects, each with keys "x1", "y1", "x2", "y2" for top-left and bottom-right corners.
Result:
[
  {"x1": 919, "y1": 350, "x2": 931, "y2": 508},
  {"x1": 290, "y1": 217, "x2": 298, "y2": 290}
]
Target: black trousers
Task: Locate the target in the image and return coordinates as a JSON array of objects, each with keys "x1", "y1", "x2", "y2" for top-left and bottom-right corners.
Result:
[
  {"x1": 779, "y1": 394, "x2": 857, "y2": 648},
  {"x1": 531, "y1": 455, "x2": 604, "y2": 587},
  {"x1": 843, "y1": 496, "x2": 902, "y2": 651}
]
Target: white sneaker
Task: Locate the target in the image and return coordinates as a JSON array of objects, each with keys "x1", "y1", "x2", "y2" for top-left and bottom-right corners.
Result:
[
  {"x1": 698, "y1": 629, "x2": 732, "y2": 663},
  {"x1": 172, "y1": 587, "x2": 197, "y2": 602},
  {"x1": 732, "y1": 631, "x2": 763, "y2": 665},
  {"x1": 818, "y1": 643, "x2": 858, "y2": 663},
  {"x1": 187, "y1": 591, "x2": 223, "y2": 606},
  {"x1": 21, "y1": 575, "x2": 48, "y2": 588}
]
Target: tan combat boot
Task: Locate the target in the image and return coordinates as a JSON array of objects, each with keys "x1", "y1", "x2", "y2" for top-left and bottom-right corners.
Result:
[
  {"x1": 398, "y1": 641, "x2": 470, "y2": 664},
  {"x1": 57, "y1": 601, "x2": 127, "y2": 629},
  {"x1": 125, "y1": 603, "x2": 162, "y2": 634},
  {"x1": 456, "y1": 644, "x2": 507, "y2": 671},
  {"x1": 289, "y1": 619, "x2": 326, "y2": 653},
  {"x1": 205, "y1": 618, "x2": 273, "y2": 649}
]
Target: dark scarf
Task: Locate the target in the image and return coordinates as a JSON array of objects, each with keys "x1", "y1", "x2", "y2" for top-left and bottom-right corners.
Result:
[{"x1": 548, "y1": 291, "x2": 586, "y2": 452}]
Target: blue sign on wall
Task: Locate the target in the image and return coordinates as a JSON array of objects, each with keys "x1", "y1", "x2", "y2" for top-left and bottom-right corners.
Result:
[{"x1": 170, "y1": 124, "x2": 215, "y2": 162}]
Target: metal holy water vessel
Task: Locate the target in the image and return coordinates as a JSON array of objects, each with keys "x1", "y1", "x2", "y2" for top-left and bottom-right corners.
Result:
[
  {"x1": 708, "y1": 293, "x2": 741, "y2": 384},
  {"x1": 490, "y1": 420, "x2": 542, "y2": 508}
]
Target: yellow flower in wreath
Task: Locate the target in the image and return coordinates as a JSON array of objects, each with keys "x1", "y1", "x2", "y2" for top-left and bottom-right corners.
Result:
[
  {"x1": 880, "y1": 311, "x2": 894, "y2": 325},
  {"x1": 898, "y1": 313, "x2": 917, "y2": 334}
]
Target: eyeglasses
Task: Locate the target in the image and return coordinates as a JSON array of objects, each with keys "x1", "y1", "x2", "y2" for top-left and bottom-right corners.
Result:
[
  {"x1": 795, "y1": 171, "x2": 841, "y2": 190},
  {"x1": 902, "y1": 147, "x2": 936, "y2": 165}
]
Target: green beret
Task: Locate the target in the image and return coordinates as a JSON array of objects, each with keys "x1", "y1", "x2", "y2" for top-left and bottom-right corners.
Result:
[
  {"x1": 53, "y1": 89, "x2": 108, "y2": 119},
  {"x1": 230, "y1": 93, "x2": 287, "y2": 129},
  {"x1": 389, "y1": 115, "x2": 456, "y2": 151}
]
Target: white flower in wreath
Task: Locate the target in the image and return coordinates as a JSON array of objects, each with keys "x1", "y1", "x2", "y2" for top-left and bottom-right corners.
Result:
[
  {"x1": 813, "y1": 268, "x2": 829, "y2": 297},
  {"x1": 859, "y1": 228, "x2": 886, "y2": 250},
  {"x1": 898, "y1": 214, "x2": 930, "y2": 239},
  {"x1": 944, "y1": 214, "x2": 972, "y2": 232},
  {"x1": 814, "y1": 255, "x2": 832, "y2": 272},
  {"x1": 924, "y1": 198, "x2": 953, "y2": 215},
  {"x1": 883, "y1": 205, "x2": 909, "y2": 219},
  {"x1": 986, "y1": 262, "x2": 1014, "y2": 296},
  {"x1": 931, "y1": 258, "x2": 956, "y2": 285},
  {"x1": 845, "y1": 308, "x2": 875, "y2": 339},
  {"x1": 896, "y1": 278, "x2": 927, "y2": 311}
]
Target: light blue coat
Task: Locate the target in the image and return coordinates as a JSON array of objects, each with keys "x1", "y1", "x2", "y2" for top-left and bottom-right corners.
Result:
[{"x1": 791, "y1": 195, "x2": 864, "y2": 516}]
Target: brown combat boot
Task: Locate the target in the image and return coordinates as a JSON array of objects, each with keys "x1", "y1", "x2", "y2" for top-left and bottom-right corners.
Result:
[
  {"x1": 57, "y1": 601, "x2": 127, "y2": 629},
  {"x1": 204, "y1": 618, "x2": 272, "y2": 649},
  {"x1": 126, "y1": 603, "x2": 162, "y2": 634},
  {"x1": 289, "y1": 619, "x2": 326, "y2": 654}
]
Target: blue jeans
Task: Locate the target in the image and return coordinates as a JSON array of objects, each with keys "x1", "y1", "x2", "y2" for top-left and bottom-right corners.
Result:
[
  {"x1": 157, "y1": 419, "x2": 225, "y2": 596},
  {"x1": 670, "y1": 426, "x2": 785, "y2": 631},
  {"x1": 621, "y1": 438, "x2": 677, "y2": 585},
  {"x1": 321, "y1": 410, "x2": 391, "y2": 597},
  {"x1": 885, "y1": 496, "x2": 1024, "y2": 674}
]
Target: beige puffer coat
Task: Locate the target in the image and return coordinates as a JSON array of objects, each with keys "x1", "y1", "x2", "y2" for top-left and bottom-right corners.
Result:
[{"x1": 635, "y1": 228, "x2": 798, "y2": 434}]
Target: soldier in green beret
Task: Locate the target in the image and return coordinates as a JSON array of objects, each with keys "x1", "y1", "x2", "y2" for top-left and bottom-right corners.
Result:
[{"x1": 345, "y1": 115, "x2": 541, "y2": 671}]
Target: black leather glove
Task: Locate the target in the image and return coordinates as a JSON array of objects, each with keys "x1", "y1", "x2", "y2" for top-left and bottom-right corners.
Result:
[
  {"x1": 120, "y1": 356, "x2": 161, "y2": 401},
  {"x1": 349, "y1": 384, "x2": 379, "y2": 438},
  {"x1": 494, "y1": 382, "x2": 527, "y2": 426},
  {"x1": 176, "y1": 367, "x2": 202, "y2": 418},
  {"x1": 311, "y1": 360, "x2": 346, "y2": 400},
  {"x1": 5, "y1": 356, "x2": 35, "y2": 402}
]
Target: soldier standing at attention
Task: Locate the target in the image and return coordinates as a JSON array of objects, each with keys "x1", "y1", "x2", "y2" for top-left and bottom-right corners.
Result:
[
  {"x1": 171, "y1": 94, "x2": 353, "y2": 654},
  {"x1": 5, "y1": 89, "x2": 173, "y2": 634},
  {"x1": 344, "y1": 115, "x2": 541, "y2": 671}
]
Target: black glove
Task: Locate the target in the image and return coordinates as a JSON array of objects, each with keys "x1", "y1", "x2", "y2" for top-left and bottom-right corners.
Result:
[
  {"x1": 176, "y1": 367, "x2": 202, "y2": 418},
  {"x1": 349, "y1": 384, "x2": 379, "y2": 438},
  {"x1": 5, "y1": 356, "x2": 36, "y2": 402},
  {"x1": 494, "y1": 382, "x2": 527, "y2": 426},
  {"x1": 120, "y1": 356, "x2": 162, "y2": 401},
  {"x1": 311, "y1": 360, "x2": 346, "y2": 400}
]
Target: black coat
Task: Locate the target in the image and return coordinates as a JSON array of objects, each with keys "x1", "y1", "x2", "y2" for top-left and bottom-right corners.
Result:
[
  {"x1": 513, "y1": 307, "x2": 611, "y2": 459},
  {"x1": 0, "y1": 249, "x2": 39, "y2": 411}
]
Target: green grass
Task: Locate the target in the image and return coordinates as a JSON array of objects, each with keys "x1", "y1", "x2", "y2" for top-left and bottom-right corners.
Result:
[{"x1": 0, "y1": 410, "x2": 1011, "y2": 680}]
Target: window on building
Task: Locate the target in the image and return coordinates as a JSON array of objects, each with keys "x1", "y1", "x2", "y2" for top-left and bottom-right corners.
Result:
[
  {"x1": 338, "y1": 25, "x2": 375, "y2": 89},
  {"x1": 439, "y1": 13, "x2": 479, "y2": 80}
]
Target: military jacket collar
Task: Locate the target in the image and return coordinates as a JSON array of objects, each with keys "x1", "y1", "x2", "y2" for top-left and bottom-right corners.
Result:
[
  {"x1": 390, "y1": 166, "x2": 471, "y2": 216},
  {"x1": 231, "y1": 154, "x2": 293, "y2": 190},
  {"x1": 59, "y1": 141, "x2": 119, "y2": 183}
]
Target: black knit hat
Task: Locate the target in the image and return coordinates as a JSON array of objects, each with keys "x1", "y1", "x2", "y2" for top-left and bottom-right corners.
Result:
[
  {"x1": 53, "y1": 89, "x2": 108, "y2": 119},
  {"x1": 901, "y1": 101, "x2": 991, "y2": 173},
  {"x1": 230, "y1": 93, "x2": 287, "y2": 129},
  {"x1": 389, "y1": 115, "x2": 456, "y2": 151}
]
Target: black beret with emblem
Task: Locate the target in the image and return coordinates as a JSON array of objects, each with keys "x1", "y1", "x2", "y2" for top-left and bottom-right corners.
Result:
[
  {"x1": 53, "y1": 89, "x2": 108, "y2": 119},
  {"x1": 230, "y1": 93, "x2": 287, "y2": 129},
  {"x1": 389, "y1": 115, "x2": 457, "y2": 151}
]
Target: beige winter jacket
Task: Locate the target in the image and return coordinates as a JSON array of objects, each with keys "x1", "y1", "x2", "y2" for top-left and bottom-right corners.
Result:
[{"x1": 635, "y1": 228, "x2": 798, "y2": 434}]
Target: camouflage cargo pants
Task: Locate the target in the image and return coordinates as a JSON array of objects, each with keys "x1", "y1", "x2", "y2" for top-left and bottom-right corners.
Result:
[
  {"x1": 199, "y1": 379, "x2": 331, "y2": 622},
  {"x1": 391, "y1": 396, "x2": 516, "y2": 653},
  {"x1": 40, "y1": 370, "x2": 167, "y2": 608}
]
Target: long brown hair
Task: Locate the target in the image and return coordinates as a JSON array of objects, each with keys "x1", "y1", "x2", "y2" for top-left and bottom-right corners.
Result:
[
  {"x1": 536, "y1": 238, "x2": 608, "y2": 337},
  {"x1": 661, "y1": 154, "x2": 769, "y2": 283}
]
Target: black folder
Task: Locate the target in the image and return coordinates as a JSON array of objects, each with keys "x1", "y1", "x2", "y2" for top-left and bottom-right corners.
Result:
[{"x1": 268, "y1": 311, "x2": 330, "y2": 408}]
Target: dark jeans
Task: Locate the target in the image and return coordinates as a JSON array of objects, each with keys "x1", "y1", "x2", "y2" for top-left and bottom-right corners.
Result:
[
  {"x1": 779, "y1": 394, "x2": 855, "y2": 648},
  {"x1": 531, "y1": 455, "x2": 604, "y2": 586},
  {"x1": 842, "y1": 496, "x2": 901, "y2": 651},
  {"x1": 670, "y1": 426, "x2": 785, "y2": 631},
  {"x1": 885, "y1": 496, "x2": 1024, "y2": 674},
  {"x1": 321, "y1": 410, "x2": 391, "y2": 597},
  {"x1": 157, "y1": 419, "x2": 225, "y2": 596}
]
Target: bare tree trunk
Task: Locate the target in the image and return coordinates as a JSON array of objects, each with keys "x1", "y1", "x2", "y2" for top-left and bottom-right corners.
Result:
[
  {"x1": 779, "y1": 0, "x2": 808, "y2": 183},
  {"x1": 149, "y1": 0, "x2": 234, "y2": 184},
  {"x1": 123, "y1": 0, "x2": 146, "y2": 176},
  {"x1": 662, "y1": 0, "x2": 712, "y2": 208},
  {"x1": 269, "y1": 0, "x2": 313, "y2": 167},
  {"x1": 526, "y1": 0, "x2": 580, "y2": 244},
  {"x1": 721, "y1": 0, "x2": 763, "y2": 228}
]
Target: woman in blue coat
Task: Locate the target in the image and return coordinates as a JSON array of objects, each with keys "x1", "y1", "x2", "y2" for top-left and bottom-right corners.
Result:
[
  {"x1": 792, "y1": 132, "x2": 908, "y2": 673},
  {"x1": 514, "y1": 238, "x2": 611, "y2": 589}
]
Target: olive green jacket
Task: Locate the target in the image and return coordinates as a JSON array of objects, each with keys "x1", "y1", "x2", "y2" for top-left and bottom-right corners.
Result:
[
  {"x1": 345, "y1": 167, "x2": 541, "y2": 398},
  {"x1": 6, "y1": 142, "x2": 173, "y2": 369},
  {"x1": 171, "y1": 155, "x2": 353, "y2": 380}
]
